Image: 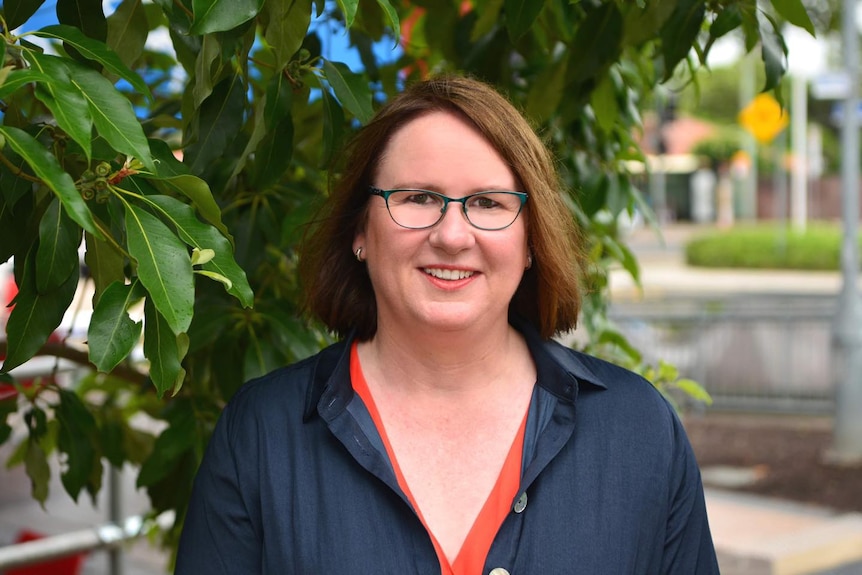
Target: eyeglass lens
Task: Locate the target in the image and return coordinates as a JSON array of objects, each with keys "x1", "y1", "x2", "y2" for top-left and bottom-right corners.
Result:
[{"x1": 385, "y1": 190, "x2": 524, "y2": 230}]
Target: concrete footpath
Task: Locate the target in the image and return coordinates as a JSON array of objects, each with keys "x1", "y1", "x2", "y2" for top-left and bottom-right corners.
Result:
[
  {"x1": 0, "y1": 222, "x2": 860, "y2": 574},
  {"x1": 615, "y1": 223, "x2": 862, "y2": 575}
]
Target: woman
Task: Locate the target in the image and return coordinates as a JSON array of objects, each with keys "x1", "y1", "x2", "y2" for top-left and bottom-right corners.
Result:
[{"x1": 176, "y1": 75, "x2": 719, "y2": 574}]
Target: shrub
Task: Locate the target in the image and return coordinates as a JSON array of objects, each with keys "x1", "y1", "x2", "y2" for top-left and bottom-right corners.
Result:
[{"x1": 685, "y1": 223, "x2": 862, "y2": 270}]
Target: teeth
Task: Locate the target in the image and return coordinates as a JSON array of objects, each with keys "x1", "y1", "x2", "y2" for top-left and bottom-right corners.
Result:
[{"x1": 424, "y1": 268, "x2": 474, "y2": 280}]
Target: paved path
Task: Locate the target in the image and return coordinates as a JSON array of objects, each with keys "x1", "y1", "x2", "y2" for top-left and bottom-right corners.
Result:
[{"x1": 619, "y1": 223, "x2": 862, "y2": 575}]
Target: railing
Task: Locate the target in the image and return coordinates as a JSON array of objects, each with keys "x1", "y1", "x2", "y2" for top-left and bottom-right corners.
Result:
[
  {"x1": 609, "y1": 293, "x2": 837, "y2": 413},
  {"x1": 0, "y1": 511, "x2": 173, "y2": 572}
]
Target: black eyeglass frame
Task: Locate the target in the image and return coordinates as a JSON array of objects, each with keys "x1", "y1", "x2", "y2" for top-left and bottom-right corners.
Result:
[{"x1": 368, "y1": 186, "x2": 529, "y2": 231}]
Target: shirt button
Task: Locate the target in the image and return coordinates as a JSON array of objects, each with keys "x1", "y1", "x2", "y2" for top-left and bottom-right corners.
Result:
[
  {"x1": 513, "y1": 492, "x2": 528, "y2": 513},
  {"x1": 489, "y1": 569, "x2": 510, "y2": 575}
]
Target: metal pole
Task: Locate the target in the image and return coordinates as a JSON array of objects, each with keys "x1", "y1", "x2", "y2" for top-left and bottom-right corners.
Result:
[
  {"x1": 109, "y1": 465, "x2": 124, "y2": 575},
  {"x1": 650, "y1": 90, "x2": 668, "y2": 225},
  {"x1": 0, "y1": 512, "x2": 174, "y2": 570},
  {"x1": 830, "y1": 0, "x2": 862, "y2": 463},
  {"x1": 740, "y1": 51, "x2": 758, "y2": 220},
  {"x1": 791, "y1": 74, "x2": 808, "y2": 232}
]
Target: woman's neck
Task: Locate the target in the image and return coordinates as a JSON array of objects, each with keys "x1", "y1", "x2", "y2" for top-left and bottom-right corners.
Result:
[{"x1": 359, "y1": 319, "x2": 531, "y2": 398}]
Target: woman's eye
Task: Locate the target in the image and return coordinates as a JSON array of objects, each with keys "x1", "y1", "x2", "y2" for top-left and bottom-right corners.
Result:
[
  {"x1": 472, "y1": 195, "x2": 499, "y2": 209},
  {"x1": 405, "y1": 192, "x2": 443, "y2": 206}
]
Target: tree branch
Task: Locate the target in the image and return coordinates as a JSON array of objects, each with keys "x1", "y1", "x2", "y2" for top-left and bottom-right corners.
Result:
[
  {"x1": 0, "y1": 340, "x2": 149, "y2": 387},
  {"x1": 0, "y1": 151, "x2": 42, "y2": 184}
]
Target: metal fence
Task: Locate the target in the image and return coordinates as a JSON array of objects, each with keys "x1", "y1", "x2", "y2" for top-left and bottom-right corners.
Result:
[{"x1": 609, "y1": 294, "x2": 838, "y2": 414}]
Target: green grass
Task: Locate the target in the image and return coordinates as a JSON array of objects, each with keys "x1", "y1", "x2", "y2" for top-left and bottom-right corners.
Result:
[{"x1": 684, "y1": 223, "x2": 862, "y2": 270}]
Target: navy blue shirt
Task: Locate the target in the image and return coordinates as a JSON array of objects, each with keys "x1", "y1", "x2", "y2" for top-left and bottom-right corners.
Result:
[{"x1": 176, "y1": 320, "x2": 719, "y2": 574}]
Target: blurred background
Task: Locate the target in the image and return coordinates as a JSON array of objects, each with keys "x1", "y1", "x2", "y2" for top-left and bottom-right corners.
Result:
[{"x1": 2, "y1": 1, "x2": 862, "y2": 574}]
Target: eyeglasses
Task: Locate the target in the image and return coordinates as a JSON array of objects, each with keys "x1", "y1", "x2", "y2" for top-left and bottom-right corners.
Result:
[{"x1": 369, "y1": 187, "x2": 528, "y2": 231}]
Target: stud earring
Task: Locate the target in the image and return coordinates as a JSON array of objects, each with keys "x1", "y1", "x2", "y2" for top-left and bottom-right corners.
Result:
[{"x1": 355, "y1": 247, "x2": 364, "y2": 262}]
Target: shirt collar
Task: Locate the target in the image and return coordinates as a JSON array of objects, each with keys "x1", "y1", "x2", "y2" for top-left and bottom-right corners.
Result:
[{"x1": 304, "y1": 317, "x2": 607, "y2": 420}]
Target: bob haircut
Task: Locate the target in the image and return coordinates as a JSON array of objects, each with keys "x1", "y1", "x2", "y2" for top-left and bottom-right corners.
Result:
[{"x1": 299, "y1": 75, "x2": 586, "y2": 341}]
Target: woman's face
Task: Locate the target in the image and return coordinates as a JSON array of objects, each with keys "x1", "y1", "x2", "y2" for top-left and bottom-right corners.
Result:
[{"x1": 354, "y1": 110, "x2": 529, "y2": 336}]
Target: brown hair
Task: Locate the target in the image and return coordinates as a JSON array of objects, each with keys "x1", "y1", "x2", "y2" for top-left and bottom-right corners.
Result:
[{"x1": 299, "y1": 75, "x2": 586, "y2": 340}]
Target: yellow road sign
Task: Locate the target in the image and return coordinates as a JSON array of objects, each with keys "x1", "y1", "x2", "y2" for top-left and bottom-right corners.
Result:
[{"x1": 739, "y1": 93, "x2": 789, "y2": 144}]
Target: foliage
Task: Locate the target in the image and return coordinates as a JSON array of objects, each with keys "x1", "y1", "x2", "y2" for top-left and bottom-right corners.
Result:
[
  {"x1": 685, "y1": 223, "x2": 861, "y2": 270},
  {"x1": 676, "y1": 60, "x2": 767, "y2": 124},
  {"x1": 691, "y1": 126, "x2": 747, "y2": 166},
  {"x1": 0, "y1": 0, "x2": 814, "y2": 552}
]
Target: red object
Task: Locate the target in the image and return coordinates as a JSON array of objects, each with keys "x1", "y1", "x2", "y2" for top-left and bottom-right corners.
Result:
[
  {"x1": 0, "y1": 275, "x2": 60, "y2": 400},
  {"x1": 5, "y1": 529, "x2": 86, "y2": 575}
]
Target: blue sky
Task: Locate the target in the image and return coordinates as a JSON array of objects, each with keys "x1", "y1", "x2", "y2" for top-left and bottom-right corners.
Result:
[{"x1": 16, "y1": 0, "x2": 400, "y2": 74}]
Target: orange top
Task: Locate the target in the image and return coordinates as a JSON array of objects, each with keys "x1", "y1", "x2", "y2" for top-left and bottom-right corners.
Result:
[{"x1": 350, "y1": 341, "x2": 527, "y2": 575}]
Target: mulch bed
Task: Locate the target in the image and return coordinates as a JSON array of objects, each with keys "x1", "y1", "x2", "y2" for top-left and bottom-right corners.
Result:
[{"x1": 682, "y1": 412, "x2": 862, "y2": 513}]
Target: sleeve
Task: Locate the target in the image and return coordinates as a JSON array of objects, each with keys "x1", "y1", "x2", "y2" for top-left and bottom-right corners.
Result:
[
  {"x1": 661, "y1": 412, "x2": 721, "y2": 574},
  {"x1": 175, "y1": 401, "x2": 261, "y2": 574}
]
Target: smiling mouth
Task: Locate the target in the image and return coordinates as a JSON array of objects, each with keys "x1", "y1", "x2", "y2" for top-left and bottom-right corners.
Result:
[{"x1": 423, "y1": 268, "x2": 475, "y2": 280}]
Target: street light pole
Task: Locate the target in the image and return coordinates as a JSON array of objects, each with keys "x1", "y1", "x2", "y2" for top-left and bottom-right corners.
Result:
[{"x1": 831, "y1": 0, "x2": 862, "y2": 463}]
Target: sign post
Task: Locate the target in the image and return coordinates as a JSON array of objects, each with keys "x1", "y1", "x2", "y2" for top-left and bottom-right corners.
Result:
[{"x1": 830, "y1": 0, "x2": 862, "y2": 464}]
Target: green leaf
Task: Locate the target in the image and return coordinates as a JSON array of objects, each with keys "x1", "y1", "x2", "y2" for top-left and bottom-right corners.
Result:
[
  {"x1": 0, "y1": 397, "x2": 16, "y2": 445},
  {"x1": 504, "y1": 0, "x2": 544, "y2": 41},
  {"x1": 375, "y1": 0, "x2": 400, "y2": 38},
  {"x1": 4, "y1": 0, "x2": 46, "y2": 30},
  {"x1": 596, "y1": 328, "x2": 642, "y2": 363},
  {"x1": 192, "y1": 34, "x2": 221, "y2": 108},
  {"x1": 191, "y1": 0, "x2": 263, "y2": 35},
  {"x1": 57, "y1": 0, "x2": 107, "y2": 43},
  {"x1": 147, "y1": 174, "x2": 233, "y2": 244},
  {"x1": 770, "y1": 0, "x2": 815, "y2": 36},
  {"x1": 55, "y1": 389, "x2": 101, "y2": 502},
  {"x1": 0, "y1": 70, "x2": 51, "y2": 99},
  {"x1": 143, "y1": 298, "x2": 187, "y2": 397},
  {"x1": 760, "y1": 13, "x2": 787, "y2": 94},
  {"x1": 566, "y1": 3, "x2": 623, "y2": 86},
  {"x1": 36, "y1": 197, "x2": 83, "y2": 293},
  {"x1": 184, "y1": 75, "x2": 246, "y2": 177},
  {"x1": 137, "y1": 404, "x2": 196, "y2": 487},
  {"x1": 622, "y1": 1, "x2": 676, "y2": 47},
  {"x1": 141, "y1": 195, "x2": 253, "y2": 307},
  {"x1": 260, "y1": 0, "x2": 312, "y2": 72},
  {"x1": 320, "y1": 86, "x2": 345, "y2": 168},
  {"x1": 100, "y1": 417, "x2": 125, "y2": 468},
  {"x1": 264, "y1": 71, "x2": 293, "y2": 126},
  {"x1": 590, "y1": 72, "x2": 618, "y2": 134},
  {"x1": 336, "y1": 0, "x2": 359, "y2": 28},
  {"x1": 25, "y1": 52, "x2": 94, "y2": 163},
  {"x1": 708, "y1": 5, "x2": 742, "y2": 41},
  {"x1": 526, "y1": 54, "x2": 568, "y2": 121},
  {"x1": 471, "y1": 0, "x2": 504, "y2": 41},
  {"x1": 322, "y1": 60, "x2": 373, "y2": 124},
  {"x1": 32, "y1": 24, "x2": 152, "y2": 99},
  {"x1": 0, "y1": 126, "x2": 102, "y2": 240},
  {"x1": 148, "y1": 138, "x2": 190, "y2": 177},
  {"x1": 88, "y1": 280, "x2": 146, "y2": 373},
  {"x1": 124, "y1": 201, "x2": 194, "y2": 334},
  {"x1": 674, "y1": 378, "x2": 713, "y2": 404},
  {"x1": 254, "y1": 117, "x2": 294, "y2": 189},
  {"x1": 84, "y1": 232, "x2": 125, "y2": 306},
  {"x1": 24, "y1": 439, "x2": 51, "y2": 506},
  {"x1": 1, "y1": 249, "x2": 79, "y2": 372},
  {"x1": 660, "y1": 0, "x2": 705, "y2": 81},
  {"x1": 190, "y1": 0, "x2": 264, "y2": 34},
  {"x1": 68, "y1": 64, "x2": 156, "y2": 172},
  {"x1": 0, "y1": 191, "x2": 35, "y2": 265},
  {"x1": 106, "y1": 0, "x2": 149, "y2": 69}
]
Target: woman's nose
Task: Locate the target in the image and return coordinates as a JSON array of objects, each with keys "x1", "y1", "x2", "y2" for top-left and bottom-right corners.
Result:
[{"x1": 429, "y1": 203, "x2": 475, "y2": 251}]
